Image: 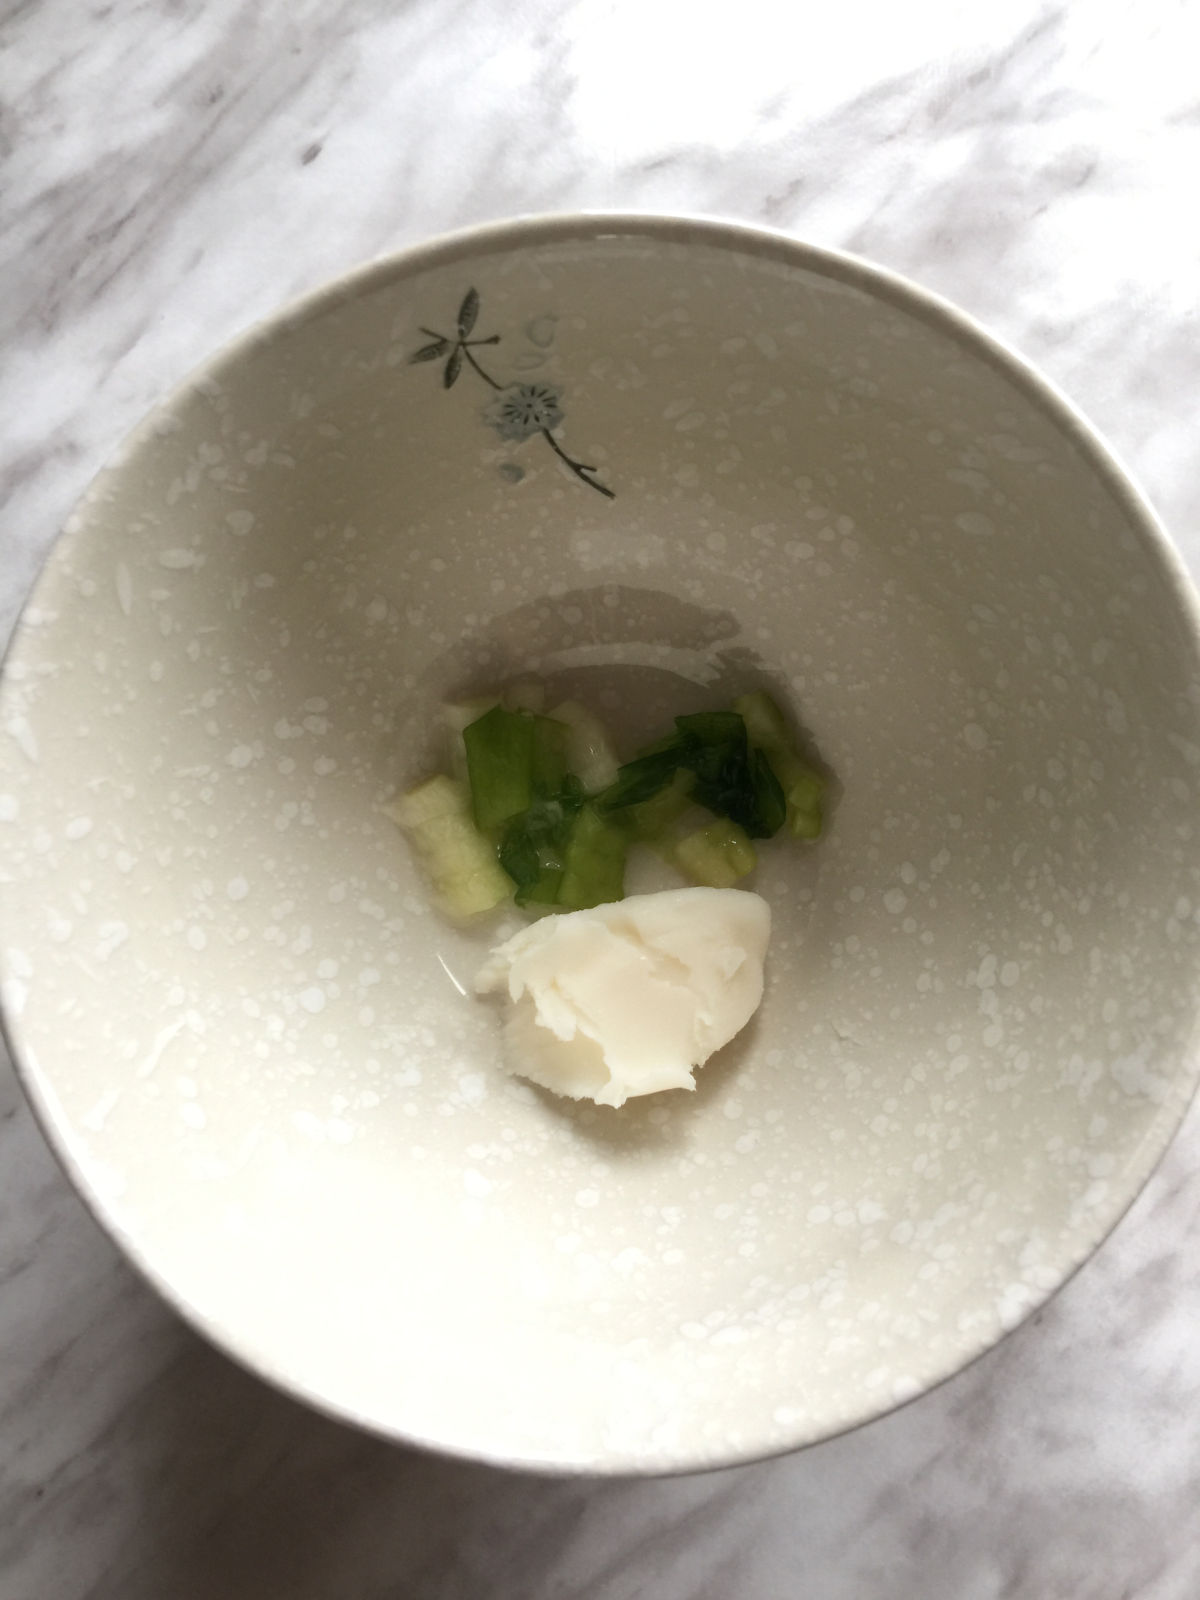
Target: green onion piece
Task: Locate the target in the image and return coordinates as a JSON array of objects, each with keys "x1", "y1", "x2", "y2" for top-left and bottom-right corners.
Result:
[
  {"x1": 508, "y1": 791, "x2": 579, "y2": 898},
  {"x1": 497, "y1": 826, "x2": 560, "y2": 906},
  {"x1": 383, "y1": 775, "x2": 511, "y2": 917},
  {"x1": 463, "y1": 705, "x2": 536, "y2": 832},
  {"x1": 758, "y1": 746, "x2": 824, "y2": 838},
  {"x1": 675, "y1": 711, "x2": 755, "y2": 832},
  {"x1": 749, "y1": 747, "x2": 787, "y2": 837},
  {"x1": 733, "y1": 690, "x2": 825, "y2": 840},
  {"x1": 622, "y1": 767, "x2": 696, "y2": 840},
  {"x1": 498, "y1": 788, "x2": 584, "y2": 906},
  {"x1": 675, "y1": 710, "x2": 787, "y2": 840},
  {"x1": 547, "y1": 700, "x2": 620, "y2": 793},
  {"x1": 441, "y1": 697, "x2": 497, "y2": 784},
  {"x1": 781, "y1": 763, "x2": 824, "y2": 838},
  {"x1": 600, "y1": 710, "x2": 786, "y2": 839},
  {"x1": 557, "y1": 804, "x2": 628, "y2": 909},
  {"x1": 672, "y1": 819, "x2": 757, "y2": 888},
  {"x1": 732, "y1": 690, "x2": 792, "y2": 752},
  {"x1": 529, "y1": 714, "x2": 569, "y2": 798},
  {"x1": 596, "y1": 736, "x2": 689, "y2": 812}
]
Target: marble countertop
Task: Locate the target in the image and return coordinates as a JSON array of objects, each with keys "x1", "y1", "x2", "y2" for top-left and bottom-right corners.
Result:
[{"x1": 4, "y1": 2, "x2": 1200, "y2": 1595}]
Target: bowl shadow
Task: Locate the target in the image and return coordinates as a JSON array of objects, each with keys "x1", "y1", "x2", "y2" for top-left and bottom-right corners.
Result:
[{"x1": 110, "y1": 1309, "x2": 743, "y2": 1600}]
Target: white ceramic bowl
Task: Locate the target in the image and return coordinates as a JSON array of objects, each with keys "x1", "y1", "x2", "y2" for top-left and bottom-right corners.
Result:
[{"x1": 4, "y1": 215, "x2": 1200, "y2": 1474}]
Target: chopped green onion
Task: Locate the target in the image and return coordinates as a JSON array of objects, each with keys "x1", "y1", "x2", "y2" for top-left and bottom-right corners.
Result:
[
  {"x1": 780, "y1": 762, "x2": 823, "y2": 838},
  {"x1": 621, "y1": 767, "x2": 695, "y2": 841},
  {"x1": 732, "y1": 690, "x2": 792, "y2": 752},
  {"x1": 463, "y1": 705, "x2": 571, "y2": 833},
  {"x1": 529, "y1": 714, "x2": 569, "y2": 798},
  {"x1": 463, "y1": 705, "x2": 536, "y2": 831},
  {"x1": 733, "y1": 690, "x2": 825, "y2": 839},
  {"x1": 442, "y1": 697, "x2": 497, "y2": 783},
  {"x1": 672, "y1": 819, "x2": 757, "y2": 888},
  {"x1": 384, "y1": 775, "x2": 511, "y2": 917},
  {"x1": 596, "y1": 739, "x2": 689, "y2": 812},
  {"x1": 498, "y1": 787, "x2": 584, "y2": 906},
  {"x1": 675, "y1": 711, "x2": 764, "y2": 834},
  {"x1": 548, "y1": 699, "x2": 620, "y2": 793},
  {"x1": 558, "y1": 805, "x2": 627, "y2": 909},
  {"x1": 749, "y1": 747, "x2": 787, "y2": 837},
  {"x1": 602, "y1": 709, "x2": 787, "y2": 840},
  {"x1": 404, "y1": 683, "x2": 824, "y2": 918}
]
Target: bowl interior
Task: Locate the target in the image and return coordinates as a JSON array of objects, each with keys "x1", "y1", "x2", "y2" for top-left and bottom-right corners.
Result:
[{"x1": 3, "y1": 218, "x2": 1200, "y2": 1471}]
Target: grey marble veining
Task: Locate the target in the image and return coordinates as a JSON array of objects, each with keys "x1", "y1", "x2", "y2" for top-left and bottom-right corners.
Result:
[{"x1": 3, "y1": 1, "x2": 1200, "y2": 1596}]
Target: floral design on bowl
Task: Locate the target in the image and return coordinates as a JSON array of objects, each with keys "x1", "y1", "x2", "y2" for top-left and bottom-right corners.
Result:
[{"x1": 411, "y1": 288, "x2": 614, "y2": 499}]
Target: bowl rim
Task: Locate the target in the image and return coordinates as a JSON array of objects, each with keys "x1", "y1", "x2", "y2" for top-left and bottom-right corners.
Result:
[{"x1": 3, "y1": 209, "x2": 1200, "y2": 1476}]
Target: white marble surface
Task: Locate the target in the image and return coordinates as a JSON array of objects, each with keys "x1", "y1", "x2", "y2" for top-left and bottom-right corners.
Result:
[{"x1": 3, "y1": 1, "x2": 1200, "y2": 1594}]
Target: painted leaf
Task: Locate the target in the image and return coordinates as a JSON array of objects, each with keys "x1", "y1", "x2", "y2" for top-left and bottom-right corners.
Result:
[
  {"x1": 457, "y1": 287, "x2": 480, "y2": 338},
  {"x1": 410, "y1": 338, "x2": 449, "y2": 363},
  {"x1": 444, "y1": 345, "x2": 464, "y2": 389}
]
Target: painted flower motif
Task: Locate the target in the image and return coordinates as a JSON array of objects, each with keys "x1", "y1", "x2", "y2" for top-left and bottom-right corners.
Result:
[
  {"x1": 411, "y1": 290, "x2": 613, "y2": 499},
  {"x1": 485, "y1": 382, "x2": 565, "y2": 441}
]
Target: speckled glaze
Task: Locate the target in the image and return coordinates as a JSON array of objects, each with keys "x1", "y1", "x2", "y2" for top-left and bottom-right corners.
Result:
[{"x1": 3, "y1": 215, "x2": 1200, "y2": 1474}]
